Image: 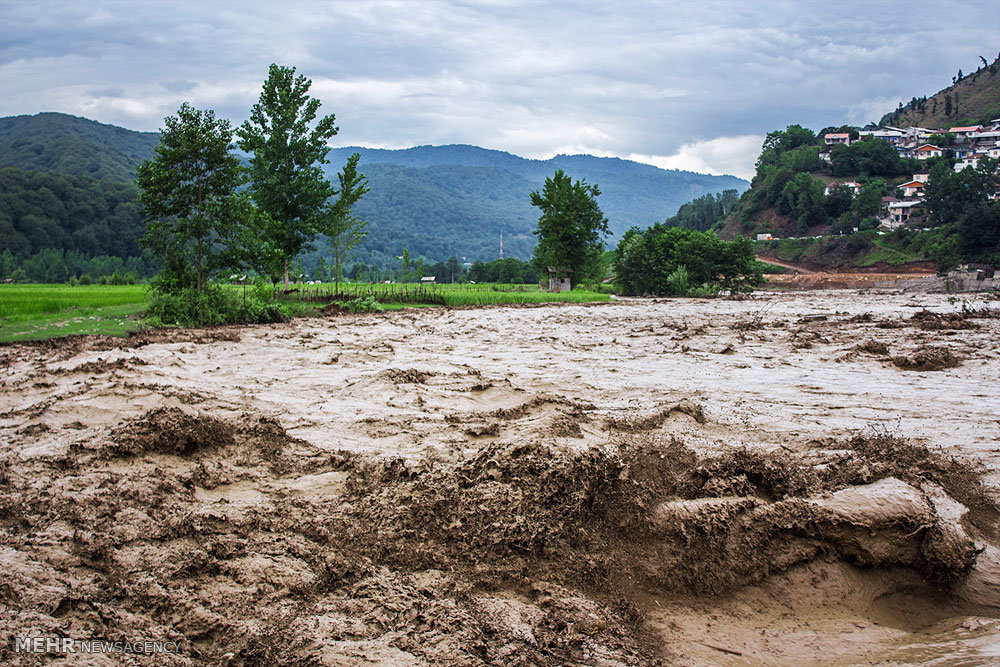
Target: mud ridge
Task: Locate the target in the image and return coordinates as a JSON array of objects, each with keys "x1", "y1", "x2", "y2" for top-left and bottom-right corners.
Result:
[{"x1": 2, "y1": 408, "x2": 996, "y2": 665}]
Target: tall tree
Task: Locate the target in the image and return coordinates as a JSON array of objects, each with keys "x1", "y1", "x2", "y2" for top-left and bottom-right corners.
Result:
[
  {"x1": 321, "y1": 153, "x2": 370, "y2": 293},
  {"x1": 136, "y1": 103, "x2": 242, "y2": 291},
  {"x1": 530, "y1": 169, "x2": 609, "y2": 288},
  {"x1": 237, "y1": 64, "x2": 338, "y2": 287}
]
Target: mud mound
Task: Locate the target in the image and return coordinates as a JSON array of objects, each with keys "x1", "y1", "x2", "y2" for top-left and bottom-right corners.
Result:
[
  {"x1": 55, "y1": 356, "x2": 148, "y2": 374},
  {"x1": 380, "y1": 368, "x2": 435, "y2": 384},
  {"x1": 605, "y1": 400, "x2": 707, "y2": 431},
  {"x1": 821, "y1": 433, "x2": 998, "y2": 540},
  {"x1": 100, "y1": 407, "x2": 236, "y2": 457},
  {"x1": 892, "y1": 347, "x2": 962, "y2": 371},
  {"x1": 346, "y1": 443, "x2": 631, "y2": 565},
  {"x1": 855, "y1": 339, "x2": 889, "y2": 355},
  {"x1": 2, "y1": 404, "x2": 996, "y2": 664},
  {"x1": 687, "y1": 446, "x2": 819, "y2": 500},
  {"x1": 910, "y1": 309, "x2": 979, "y2": 330},
  {"x1": 486, "y1": 394, "x2": 595, "y2": 420},
  {"x1": 320, "y1": 302, "x2": 348, "y2": 316}
]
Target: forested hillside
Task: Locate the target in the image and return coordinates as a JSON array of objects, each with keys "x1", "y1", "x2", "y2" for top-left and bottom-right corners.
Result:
[
  {"x1": 0, "y1": 113, "x2": 160, "y2": 182},
  {"x1": 326, "y1": 145, "x2": 748, "y2": 242},
  {"x1": 881, "y1": 54, "x2": 1000, "y2": 129},
  {"x1": 0, "y1": 112, "x2": 747, "y2": 279}
]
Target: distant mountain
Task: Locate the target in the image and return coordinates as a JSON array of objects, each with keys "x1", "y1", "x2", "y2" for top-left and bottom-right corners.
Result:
[
  {"x1": 880, "y1": 55, "x2": 1000, "y2": 129},
  {"x1": 325, "y1": 145, "x2": 748, "y2": 245},
  {"x1": 0, "y1": 112, "x2": 160, "y2": 182},
  {"x1": 0, "y1": 112, "x2": 747, "y2": 269}
]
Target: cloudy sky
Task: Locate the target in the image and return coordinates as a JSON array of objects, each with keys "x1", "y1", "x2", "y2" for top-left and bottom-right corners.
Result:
[{"x1": 2, "y1": 1, "x2": 997, "y2": 179}]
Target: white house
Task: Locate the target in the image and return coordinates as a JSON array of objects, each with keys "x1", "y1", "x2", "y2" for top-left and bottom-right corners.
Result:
[
  {"x1": 859, "y1": 128, "x2": 905, "y2": 144},
  {"x1": 824, "y1": 181, "x2": 861, "y2": 196},
  {"x1": 824, "y1": 132, "x2": 853, "y2": 146},
  {"x1": 954, "y1": 155, "x2": 981, "y2": 172},
  {"x1": 899, "y1": 180, "x2": 926, "y2": 197},
  {"x1": 912, "y1": 171, "x2": 930, "y2": 183},
  {"x1": 887, "y1": 200, "x2": 923, "y2": 227}
]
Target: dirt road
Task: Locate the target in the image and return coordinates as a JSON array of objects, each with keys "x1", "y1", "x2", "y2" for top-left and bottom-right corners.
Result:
[{"x1": 2, "y1": 290, "x2": 998, "y2": 664}]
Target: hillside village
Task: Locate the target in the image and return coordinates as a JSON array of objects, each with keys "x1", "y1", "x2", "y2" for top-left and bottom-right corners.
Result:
[{"x1": 821, "y1": 119, "x2": 1000, "y2": 230}]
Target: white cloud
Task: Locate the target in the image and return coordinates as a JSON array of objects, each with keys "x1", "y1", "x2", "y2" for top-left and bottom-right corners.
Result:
[{"x1": 630, "y1": 135, "x2": 765, "y2": 181}]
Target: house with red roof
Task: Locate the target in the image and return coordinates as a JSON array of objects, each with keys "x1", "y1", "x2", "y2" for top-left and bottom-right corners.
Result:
[
  {"x1": 899, "y1": 180, "x2": 926, "y2": 197},
  {"x1": 823, "y1": 133, "x2": 853, "y2": 146},
  {"x1": 911, "y1": 144, "x2": 943, "y2": 159},
  {"x1": 949, "y1": 125, "x2": 982, "y2": 139}
]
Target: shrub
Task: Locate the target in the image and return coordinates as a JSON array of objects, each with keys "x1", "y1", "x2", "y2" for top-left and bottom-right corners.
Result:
[
  {"x1": 344, "y1": 295, "x2": 384, "y2": 313},
  {"x1": 78, "y1": 273, "x2": 92, "y2": 285},
  {"x1": 665, "y1": 266, "x2": 690, "y2": 296},
  {"x1": 148, "y1": 283, "x2": 288, "y2": 327}
]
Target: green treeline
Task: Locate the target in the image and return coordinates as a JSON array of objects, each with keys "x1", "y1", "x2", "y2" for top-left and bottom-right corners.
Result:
[
  {"x1": 0, "y1": 167, "x2": 146, "y2": 261},
  {"x1": 662, "y1": 189, "x2": 741, "y2": 232},
  {"x1": 614, "y1": 225, "x2": 762, "y2": 296}
]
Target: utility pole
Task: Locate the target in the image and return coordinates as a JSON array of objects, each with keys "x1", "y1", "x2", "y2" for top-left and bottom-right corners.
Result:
[{"x1": 499, "y1": 230, "x2": 504, "y2": 259}]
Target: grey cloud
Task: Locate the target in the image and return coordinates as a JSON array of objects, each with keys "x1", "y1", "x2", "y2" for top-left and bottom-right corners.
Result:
[
  {"x1": 1, "y1": 0, "x2": 997, "y2": 175},
  {"x1": 161, "y1": 80, "x2": 197, "y2": 93},
  {"x1": 85, "y1": 86, "x2": 125, "y2": 98}
]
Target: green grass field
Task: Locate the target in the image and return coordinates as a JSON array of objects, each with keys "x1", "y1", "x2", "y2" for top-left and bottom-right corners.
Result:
[
  {"x1": 0, "y1": 284, "x2": 150, "y2": 342},
  {"x1": 1, "y1": 282, "x2": 612, "y2": 342},
  {"x1": 282, "y1": 282, "x2": 612, "y2": 307}
]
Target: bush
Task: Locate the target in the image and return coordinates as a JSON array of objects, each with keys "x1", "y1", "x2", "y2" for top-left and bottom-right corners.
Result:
[
  {"x1": 78, "y1": 273, "x2": 92, "y2": 285},
  {"x1": 344, "y1": 295, "x2": 384, "y2": 313},
  {"x1": 147, "y1": 283, "x2": 289, "y2": 327},
  {"x1": 665, "y1": 266, "x2": 690, "y2": 296}
]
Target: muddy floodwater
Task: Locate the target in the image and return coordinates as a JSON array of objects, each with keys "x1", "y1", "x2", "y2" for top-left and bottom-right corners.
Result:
[{"x1": 1, "y1": 289, "x2": 999, "y2": 665}]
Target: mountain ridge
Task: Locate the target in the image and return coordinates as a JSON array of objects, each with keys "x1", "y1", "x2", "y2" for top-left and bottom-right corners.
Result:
[{"x1": 0, "y1": 112, "x2": 748, "y2": 268}]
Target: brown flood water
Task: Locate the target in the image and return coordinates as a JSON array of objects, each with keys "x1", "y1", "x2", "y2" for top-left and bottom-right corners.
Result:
[{"x1": 1, "y1": 289, "x2": 998, "y2": 664}]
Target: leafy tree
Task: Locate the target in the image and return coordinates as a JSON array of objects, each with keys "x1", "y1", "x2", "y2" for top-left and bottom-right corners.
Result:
[
  {"x1": 756, "y1": 125, "x2": 818, "y2": 172},
  {"x1": 777, "y1": 173, "x2": 826, "y2": 231},
  {"x1": 927, "y1": 132, "x2": 955, "y2": 146},
  {"x1": 665, "y1": 189, "x2": 740, "y2": 231},
  {"x1": 238, "y1": 64, "x2": 338, "y2": 288},
  {"x1": 824, "y1": 184, "x2": 854, "y2": 219},
  {"x1": 321, "y1": 153, "x2": 370, "y2": 292},
  {"x1": 957, "y1": 201, "x2": 1000, "y2": 263},
  {"x1": 530, "y1": 169, "x2": 609, "y2": 287},
  {"x1": 925, "y1": 157, "x2": 998, "y2": 224},
  {"x1": 852, "y1": 179, "x2": 885, "y2": 220},
  {"x1": 136, "y1": 103, "x2": 243, "y2": 291},
  {"x1": 830, "y1": 139, "x2": 911, "y2": 178}
]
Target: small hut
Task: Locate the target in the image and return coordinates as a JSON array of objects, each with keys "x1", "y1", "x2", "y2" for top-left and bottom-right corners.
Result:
[{"x1": 547, "y1": 266, "x2": 572, "y2": 292}]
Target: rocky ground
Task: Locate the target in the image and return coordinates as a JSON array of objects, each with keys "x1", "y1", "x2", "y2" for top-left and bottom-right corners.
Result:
[{"x1": 1, "y1": 289, "x2": 998, "y2": 665}]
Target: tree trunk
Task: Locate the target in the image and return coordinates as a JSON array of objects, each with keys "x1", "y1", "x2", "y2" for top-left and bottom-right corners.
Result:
[
  {"x1": 196, "y1": 238, "x2": 203, "y2": 292},
  {"x1": 283, "y1": 258, "x2": 290, "y2": 290},
  {"x1": 335, "y1": 250, "x2": 341, "y2": 296}
]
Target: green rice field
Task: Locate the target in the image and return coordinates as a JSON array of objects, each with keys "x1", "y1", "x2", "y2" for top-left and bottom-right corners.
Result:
[
  {"x1": 0, "y1": 282, "x2": 612, "y2": 342},
  {"x1": 0, "y1": 284, "x2": 150, "y2": 342}
]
